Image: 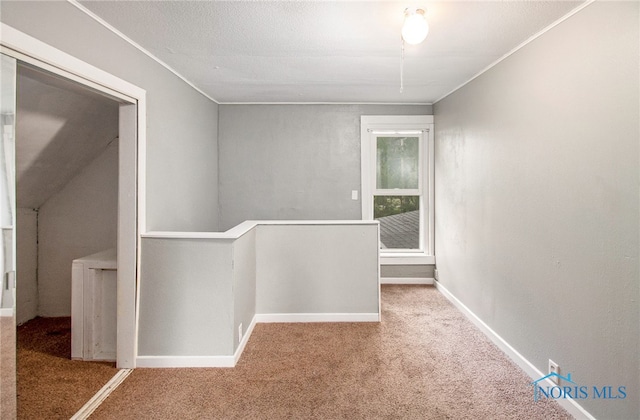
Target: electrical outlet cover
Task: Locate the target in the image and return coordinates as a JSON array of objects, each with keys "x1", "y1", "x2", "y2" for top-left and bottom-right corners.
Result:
[{"x1": 548, "y1": 359, "x2": 559, "y2": 384}]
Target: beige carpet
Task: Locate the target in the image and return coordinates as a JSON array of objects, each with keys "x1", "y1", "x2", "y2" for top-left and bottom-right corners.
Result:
[
  {"x1": 91, "y1": 285, "x2": 570, "y2": 419},
  {"x1": 1, "y1": 316, "x2": 17, "y2": 419},
  {"x1": 17, "y1": 317, "x2": 119, "y2": 419}
]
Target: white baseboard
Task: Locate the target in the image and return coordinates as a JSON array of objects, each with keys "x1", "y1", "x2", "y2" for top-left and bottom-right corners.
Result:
[
  {"x1": 234, "y1": 315, "x2": 257, "y2": 364},
  {"x1": 381, "y1": 277, "x2": 434, "y2": 285},
  {"x1": 136, "y1": 312, "x2": 380, "y2": 368},
  {"x1": 136, "y1": 355, "x2": 236, "y2": 368},
  {"x1": 0, "y1": 308, "x2": 14, "y2": 317},
  {"x1": 255, "y1": 312, "x2": 380, "y2": 323},
  {"x1": 434, "y1": 281, "x2": 595, "y2": 420}
]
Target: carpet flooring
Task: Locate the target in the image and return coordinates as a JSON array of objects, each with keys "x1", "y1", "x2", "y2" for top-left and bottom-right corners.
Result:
[
  {"x1": 17, "y1": 316, "x2": 119, "y2": 419},
  {"x1": 1, "y1": 316, "x2": 17, "y2": 418},
  {"x1": 90, "y1": 285, "x2": 571, "y2": 419}
]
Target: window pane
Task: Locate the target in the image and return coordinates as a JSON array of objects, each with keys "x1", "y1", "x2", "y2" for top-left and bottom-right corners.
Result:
[
  {"x1": 376, "y1": 137, "x2": 419, "y2": 189},
  {"x1": 374, "y1": 196, "x2": 420, "y2": 249}
]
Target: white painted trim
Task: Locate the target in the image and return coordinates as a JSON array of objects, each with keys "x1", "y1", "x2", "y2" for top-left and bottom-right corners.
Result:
[
  {"x1": 247, "y1": 220, "x2": 379, "y2": 226},
  {"x1": 136, "y1": 355, "x2": 236, "y2": 368},
  {"x1": 66, "y1": 0, "x2": 219, "y2": 105},
  {"x1": 118, "y1": 103, "x2": 140, "y2": 369},
  {"x1": 0, "y1": 24, "x2": 144, "y2": 102},
  {"x1": 0, "y1": 308, "x2": 14, "y2": 317},
  {"x1": 142, "y1": 219, "x2": 380, "y2": 240},
  {"x1": 433, "y1": 0, "x2": 596, "y2": 104},
  {"x1": 381, "y1": 277, "x2": 433, "y2": 285},
  {"x1": 361, "y1": 115, "x2": 435, "y2": 259},
  {"x1": 220, "y1": 102, "x2": 432, "y2": 106},
  {"x1": 70, "y1": 368, "x2": 132, "y2": 420},
  {"x1": 381, "y1": 255, "x2": 435, "y2": 265},
  {"x1": 234, "y1": 315, "x2": 257, "y2": 365},
  {"x1": 136, "y1": 97, "x2": 147, "y2": 234},
  {"x1": 434, "y1": 281, "x2": 596, "y2": 420},
  {"x1": 377, "y1": 223, "x2": 382, "y2": 321},
  {"x1": 1, "y1": 23, "x2": 145, "y2": 369},
  {"x1": 255, "y1": 313, "x2": 380, "y2": 323},
  {"x1": 135, "y1": 311, "x2": 381, "y2": 368},
  {"x1": 361, "y1": 115, "x2": 434, "y2": 126},
  {"x1": 71, "y1": 262, "x2": 84, "y2": 359},
  {"x1": 1, "y1": 46, "x2": 132, "y2": 104}
]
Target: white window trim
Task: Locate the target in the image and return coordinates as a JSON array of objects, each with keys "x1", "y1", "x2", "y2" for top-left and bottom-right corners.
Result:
[{"x1": 361, "y1": 115, "x2": 435, "y2": 265}]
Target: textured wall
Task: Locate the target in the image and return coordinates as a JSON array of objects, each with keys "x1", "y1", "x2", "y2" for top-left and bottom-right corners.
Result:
[
  {"x1": 38, "y1": 141, "x2": 118, "y2": 317},
  {"x1": 1, "y1": 1, "x2": 220, "y2": 231},
  {"x1": 255, "y1": 224, "x2": 379, "y2": 315},
  {"x1": 434, "y1": 2, "x2": 639, "y2": 418},
  {"x1": 232, "y1": 229, "x2": 256, "y2": 352},
  {"x1": 16, "y1": 208, "x2": 37, "y2": 324},
  {"x1": 380, "y1": 265, "x2": 434, "y2": 279},
  {"x1": 15, "y1": 67, "x2": 119, "y2": 209},
  {"x1": 139, "y1": 239, "x2": 234, "y2": 356},
  {"x1": 218, "y1": 104, "x2": 431, "y2": 230}
]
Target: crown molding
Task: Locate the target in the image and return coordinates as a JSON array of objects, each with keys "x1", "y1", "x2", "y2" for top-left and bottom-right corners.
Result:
[
  {"x1": 67, "y1": 0, "x2": 220, "y2": 104},
  {"x1": 434, "y1": 0, "x2": 596, "y2": 105}
]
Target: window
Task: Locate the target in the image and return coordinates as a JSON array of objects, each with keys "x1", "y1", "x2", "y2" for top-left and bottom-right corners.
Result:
[{"x1": 361, "y1": 116, "x2": 434, "y2": 264}]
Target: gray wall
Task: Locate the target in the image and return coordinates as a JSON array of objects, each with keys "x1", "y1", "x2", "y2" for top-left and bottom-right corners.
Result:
[
  {"x1": 16, "y1": 141, "x2": 119, "y2": 321},
  {"x1": 15, "y1": 65, "x2": 120, "y2": 210},
  {"x1": 38, "y1": 140, "x2": 118, "y2": 317},
  {"x1": 138, "y1": 222, "x2": 379, "y2": 359},
  {"x1": 256, "y1": 224, "x2": 379, "y2": 315},
  {"x1": 380, "y1": 265, "x2": 434, "y2": 279},
  {"x1": 433, "y1": 2, "x2": 638, "y2": 419},
  {"x1": 139, "y1": 238, "x2": 234, "y2": 356},
  {"x1": 232, "y1": 229, "x2": 256, "y2": 351},
  {"x1": 16, "y1": 208, "x2": 37, "y2": 325},
  {"x1": 1, "y1": 1, "x2": 220, "y2": 231},
  {"x1": 218, "y1": 104, "x2": 431, "y2": 230}
]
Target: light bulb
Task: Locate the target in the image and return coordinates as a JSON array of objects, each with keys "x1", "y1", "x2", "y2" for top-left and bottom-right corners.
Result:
[{"x1": 402, "y1": 9, "x2": 429, "y2": 45}]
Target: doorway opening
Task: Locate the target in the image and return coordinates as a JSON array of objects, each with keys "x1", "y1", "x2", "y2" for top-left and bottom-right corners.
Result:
[
  {"x1": 16, "y1": 61, "x2": 120, "y2": 343},
  {"x1": 14, "y1": 62, "x2": 122, "y2": 417},
  {"x1": 1, "y1": 21, "x2": 144, "y2": 418}
]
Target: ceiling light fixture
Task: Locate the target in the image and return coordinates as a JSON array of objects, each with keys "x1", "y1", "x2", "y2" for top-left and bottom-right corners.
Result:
[
  {"x1": 402, "y1": 8, "x2": 429, "y2": 45},
  {"x1": 399, "y1": 8, "x2": 429, "y2": 93}
]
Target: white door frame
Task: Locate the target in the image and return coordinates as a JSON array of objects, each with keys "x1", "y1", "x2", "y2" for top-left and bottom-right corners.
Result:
[{"x1": 0, "y1": 23, "x2": 146, "y2": 368}]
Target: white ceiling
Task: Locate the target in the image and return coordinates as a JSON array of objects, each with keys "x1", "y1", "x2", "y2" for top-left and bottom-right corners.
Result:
[
  {"x1": 78, "y1": 0, "x2": 585, "y2": 104},
  {"x1": 16, "y1": 64, "x2": 119, "y2": 208}
]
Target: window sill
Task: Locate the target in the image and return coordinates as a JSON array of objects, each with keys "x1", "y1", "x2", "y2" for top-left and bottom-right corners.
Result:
[{"x1": 380, "y1": 253, "x2": 435, "y2": 265}]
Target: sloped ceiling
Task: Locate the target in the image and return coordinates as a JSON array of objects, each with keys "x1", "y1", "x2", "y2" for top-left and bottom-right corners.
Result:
[
  {"x1": 78, "y1": 0, "x2": 585, "y2": 103},
  {"x1": 16, "y1": 65, "x2": 119, "y2": 209}
]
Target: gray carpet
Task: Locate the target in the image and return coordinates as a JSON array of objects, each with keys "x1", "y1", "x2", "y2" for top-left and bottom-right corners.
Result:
[{"x1": 90, "y1": 285, "x2": 570, "y2": 419}]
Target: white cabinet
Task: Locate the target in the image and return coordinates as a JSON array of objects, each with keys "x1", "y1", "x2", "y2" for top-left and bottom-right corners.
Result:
[{"x1": 71, "y1": 249, "x2": 117, "y2": 361}]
